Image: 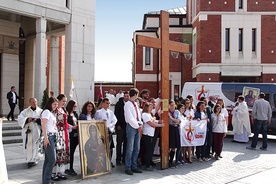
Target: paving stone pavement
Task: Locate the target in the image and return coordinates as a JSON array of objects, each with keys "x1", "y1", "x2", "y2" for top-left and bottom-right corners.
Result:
[{"x1": 4, "y1": 136, "x2": 276, "y2": 184}]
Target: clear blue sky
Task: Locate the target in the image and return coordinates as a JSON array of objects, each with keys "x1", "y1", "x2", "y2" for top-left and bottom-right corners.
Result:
[{"x1": 95, "y1": 0, "x2": 185, "y2": 82}]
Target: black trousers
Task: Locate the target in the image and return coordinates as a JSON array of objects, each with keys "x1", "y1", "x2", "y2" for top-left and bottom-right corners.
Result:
[
  {"x1": 116, "y1": 128, "x2": 127, "y2": 163},
  {"x1": 141, "y1": 135, "x2": 154, "y2": 167},
  {"x1": 7, "y1": 103, "x2": 16, "y2": 120},
  {"x1": 69, "y1": 136, "x2": 79, "y2": 170}
]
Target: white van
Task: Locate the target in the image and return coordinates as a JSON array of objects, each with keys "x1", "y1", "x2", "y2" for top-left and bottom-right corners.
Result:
[{"x1": 182, "y1": 82, "x2": 276, "y2": 135}]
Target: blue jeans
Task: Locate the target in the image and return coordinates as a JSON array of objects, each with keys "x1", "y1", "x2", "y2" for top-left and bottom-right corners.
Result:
[
  {"x1": 42, "y1": 135, "x2": 56, "y2": 184},
  {"x1": 251, "y1": 120, "x2": 268, "y2": 148},
  {"x1": 125, "y1": 123, "x2": 140, "y2": 170}
]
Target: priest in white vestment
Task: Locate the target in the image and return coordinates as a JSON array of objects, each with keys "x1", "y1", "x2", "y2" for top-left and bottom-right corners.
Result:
[
  {"x1": 18, "y1": 98, "x2": 43, "y2": 167},
  {"x1": 231, "y1": 96, "x2": 251, "y2": 143}
]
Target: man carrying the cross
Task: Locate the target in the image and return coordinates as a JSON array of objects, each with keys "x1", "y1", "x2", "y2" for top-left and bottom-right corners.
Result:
[
  {"x1": 18, "y1": 97, "x2": 42, "y2": 167},
  {"x1": 124, "y1": 88, "x2": 143, "y2": 175}
]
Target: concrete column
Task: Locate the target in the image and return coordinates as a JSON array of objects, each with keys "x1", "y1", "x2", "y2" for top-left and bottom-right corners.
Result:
[
  {"x1": 35, "y1": 17, "x2": 47, "y2": 105},
  {"x1": 50, "y1": 36, "x2": 59, "y2": 95}
]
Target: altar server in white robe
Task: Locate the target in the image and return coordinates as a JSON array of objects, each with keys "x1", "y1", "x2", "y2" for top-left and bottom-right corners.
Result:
[
  {"x1": 18, "y1": 97, "x2": 43, "y2": 167},
  {"x1": 231, "y1": 95, "x2": 251, "y2": 143},
  {"x1": 106, "y1": 89, "x2": 116, "y2": 112},
  {"x1": 95, "y1": 97, "x2": 117, "y2": 167}
]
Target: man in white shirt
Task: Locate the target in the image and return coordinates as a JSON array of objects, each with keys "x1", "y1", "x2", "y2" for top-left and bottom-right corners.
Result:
[
  {"x1": 124, "y1": 88, "x2": 143, "y2": 175},
  {"x1": 95, "y1": 97, "x2": 117, "y2": 167},
  {"x1": 6, "y1": 86, "x2": 20, "y2": 121}
]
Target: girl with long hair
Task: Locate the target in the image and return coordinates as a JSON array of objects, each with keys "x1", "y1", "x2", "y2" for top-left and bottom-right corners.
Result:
[
  {"x1": 41, "y1": 97, "x2": 58, "y2": 184},
  {"x1": 140, "y1": 102, "x2": 164, "y2": 171},
  {"x1": 51, "y1": 94, "x2": 69, "y2": 181},
  {"x1": 79, "y1": 101, "x2": 96, "y2": 120},
  {"x1": 65, "y1": 100, "x2": 79, "y2": 176},
  {"x1": 194, "y1": 101, "x2": 209, "y2": 162},
  {"x1": 211, "y1": 104, "x2": 227, "y2": 160}
]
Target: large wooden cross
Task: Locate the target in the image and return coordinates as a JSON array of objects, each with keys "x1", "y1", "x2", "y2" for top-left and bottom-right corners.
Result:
[{"x1": 136, "y1": 10, "x2": 189, "y2": 169}]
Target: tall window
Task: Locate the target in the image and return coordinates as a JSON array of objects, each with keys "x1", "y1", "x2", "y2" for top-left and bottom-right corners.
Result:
[
  {"x1": 66, "y1": 0, "x2": 70, "y2": 8},
  {"x1": 174, "y1": 85, "x2": 179, "y2": 102},
  {"x1": 252, "y1": 29, "x2": 256, "y2": 51},
  {"x1": 145, "y1": 47, "x2": 151, "y2": 65},
  {"x1": 239, "y1": 0, "x2": 243, "y2": 9},
  {"x1": 239, "y1": 29, "x2": 243, "y2": 51},
  {"x1": 225, "y1": 28, "x2": 230, "y2": 51}
]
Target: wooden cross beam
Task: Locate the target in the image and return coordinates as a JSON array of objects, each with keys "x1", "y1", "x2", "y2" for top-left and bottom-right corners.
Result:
[{"x1": 136, "y1": 10, "x2": 189, "y2": 169}]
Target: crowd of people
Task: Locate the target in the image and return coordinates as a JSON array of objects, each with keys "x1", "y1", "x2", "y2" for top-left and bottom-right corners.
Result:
[{"x1": 12, "y1": 86, "x2": 272, "y2": 184}]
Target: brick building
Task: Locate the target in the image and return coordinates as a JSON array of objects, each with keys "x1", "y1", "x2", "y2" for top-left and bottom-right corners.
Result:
[
  {"x1": 133, "y1": 0, "x2": 276, "y2": 100},
  {"x1": 188, "y1": 0, "x2": 276, "y2": 83}
]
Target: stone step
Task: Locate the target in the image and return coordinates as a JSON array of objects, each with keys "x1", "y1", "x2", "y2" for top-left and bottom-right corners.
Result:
[
  {"x1": 2, "y1": 119, "x2": 22, "y2": 144},
  {"x1": 2, "y1": 129, "x2": 22, "y2": 137},
  {"x1": 2, "y1": 135, "x2": 23, "y2": 144},
  {"x1": 2, "y1": 121, "x2": 21, "y2": 131}
]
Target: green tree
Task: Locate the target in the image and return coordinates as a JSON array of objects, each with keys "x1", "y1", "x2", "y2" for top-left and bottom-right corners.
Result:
[{"x1": 41, "y1": 89, "x2": 49, "y2": 109}]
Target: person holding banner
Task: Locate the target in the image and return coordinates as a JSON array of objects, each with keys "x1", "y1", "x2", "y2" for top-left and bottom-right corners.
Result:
[
  {"x1": 186, "y1": 95, "x2": 196, "y2": 110},
  {"x1": 183, "y1": 98, "x2": 195, "y2": 163},
  {"x1": 168, "y1": 100, "x2": 181, "y2": 167},
  {"x1": 176, "y1": 104, "x2": 188, "y2": 164},
  {"x1": 211, "y1": 104, "x2": 227, "y2": 160},
  {"x1": 200, "y1": 96, "x2": 213, "y2": 159},
  {"x1": 194, "y1": 101, "x2": 209, "y2": 162}
]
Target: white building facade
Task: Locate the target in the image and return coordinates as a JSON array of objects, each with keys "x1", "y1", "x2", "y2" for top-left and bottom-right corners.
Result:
[{"x1": 0, "y1": 0, "x2": 95, "y2": 116}]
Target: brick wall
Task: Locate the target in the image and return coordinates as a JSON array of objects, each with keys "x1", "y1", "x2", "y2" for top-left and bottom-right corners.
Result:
[
  {"x1": 199, "y1": 0, "x2": 235, "y2": 12},
  {"x1": 262, "y1": 74, "x2": 276, "y2": 83},
  {"x1": 183, "y1": 59, "x2": 194, "y2": 83},
  {"x1": 248, "y1": 0, "x2": 276, "y2": 11},
  {"x1": 197, "y1": 15, "x2": 221, "y2": 64},
  {"x1": 136, "y1": 45, "x2": 159, "y2": 74},
  {"x1": 196, "y1": 73, "x2": 220, "y2": 82},
  {"x1": 261, "y1": 15, "x2": 276, "y2": 64},
  {"x1": 136, "y1": 81, "x2": 159, "y2": 98}
]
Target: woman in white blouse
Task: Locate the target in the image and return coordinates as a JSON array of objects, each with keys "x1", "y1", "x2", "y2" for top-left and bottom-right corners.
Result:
[
  {"x1": 141, "y1": 102, "x2": 164, "y2": 171},
  {"x1": 211, "y1": 104, "x2": 227, "y2": 160},
  {"x1": 41, "y1": 97, "x2": 58, "y2": 184},
  {"x1": 216, "y1": 99, "x2": 229, "y2": 127}
]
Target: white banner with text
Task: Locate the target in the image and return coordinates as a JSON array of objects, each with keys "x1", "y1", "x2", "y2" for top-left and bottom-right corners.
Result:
[{"x1": 180, "y1": 119, "x2": 207, "y2": 146}]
